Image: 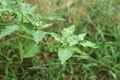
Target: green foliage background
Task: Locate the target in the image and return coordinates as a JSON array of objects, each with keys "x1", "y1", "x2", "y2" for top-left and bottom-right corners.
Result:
[{"x1": 0, "y1": 0, "x2": 120, "y2": 80}]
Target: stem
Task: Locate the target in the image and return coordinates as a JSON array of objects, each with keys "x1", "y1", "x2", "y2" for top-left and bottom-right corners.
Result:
[{"x1": 15, "y1": 33, "x2": 33, "y2": 40}]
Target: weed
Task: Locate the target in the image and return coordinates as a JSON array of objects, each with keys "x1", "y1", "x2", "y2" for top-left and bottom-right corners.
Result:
[{"x1": 0, "y1": 0, "x2": 120, "y2": 80}]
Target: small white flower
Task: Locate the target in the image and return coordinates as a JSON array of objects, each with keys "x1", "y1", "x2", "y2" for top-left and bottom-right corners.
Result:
[{"x1": 35, "y1": 22, "x2": 40, "y2": 27}]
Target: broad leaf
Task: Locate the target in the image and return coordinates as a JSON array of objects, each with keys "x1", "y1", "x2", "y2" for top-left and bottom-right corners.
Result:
[
  {"x1": 58, "y1": 47, "x2": 73, "y2": 64},
  {"x1": 0, "y1": 25, "x2": 20, "y2": 39},
  {"x1": 41, "y1": 23, "x2": 53, "y2": 29},
  {"x1": 50, "y1": 33, "x2": 64, "y2": 43},
  {"x1": 67, "y1": 35, "x2": 79, "y2": 46},
  {"x1": 24, "y1": 40, "x2": 40, "y2": 58},
  {"x1": 72, "y1": 47, "x2": 88, "y2": 55},
  {"x1": 32, "y1": 31, "x2": 46, "y2": 43},
  {"x1": 61, "y1": 25, "x2": 75, "y2": 37},
  {"x1": 21, "y1": 3, "x2": 36, "y2": 15},
  {"x1": 79, "y1": 41, "x2": 97, "y2": 48},
  {"x1": 20, "y1": 22, "x2": 34, "y2": 34},
  {"x1": 78, "y1": 33, "x2": 86, "y2": 40}
]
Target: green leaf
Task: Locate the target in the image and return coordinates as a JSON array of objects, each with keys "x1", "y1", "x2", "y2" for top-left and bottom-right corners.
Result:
[
  {"x1": 79, "y1": 41, "x2": 97, "y2": 48},
  {"x1": 73, "y1": 55, "x2": 89, "y2": 59},
  {"x1": 78, "y1": 33, "x2": 86, "y2": 40},
  {"x1": 67, "y1": 35, "x2": 79, "y2": 46},
  {"x1": 50, "y1": 33, "x2": 64, "y2": 43},
  {"x1": 24, "y1": 40, "x2": 40, "y2": 58},
  {"x1": 41, "y1": 23, "x2": 53, "y2": 29},
  {"x1": 20, "y1": 22, "x2": 34, "y2": 34},
  {"x1": 67, "y1": 33, "x2": 86, "y2": 46},
  {"x1": 61, "y1": 25, "x2": 75, "y2": 37},
  {"x1": 21, "y1": 22, "x2": 34, "y2": 31},
  {"x1": 0, "y1": 25, "x2": 20, "y2": 39},
  {"x1": 58, "y1": 47, "x2": 73, "y2": 64},
  {"x1": 18, "y1": 41, "x2": 24, "y2": 62},
  {"x1": 0, "y1": 0, "x2": 8, "y2": 6},
  {"x1": 21, "y1": 3, "x2": 36, "y2": 15},
  {"x1": 31, "y1": 31, "x2": 46, "y2": 43}
]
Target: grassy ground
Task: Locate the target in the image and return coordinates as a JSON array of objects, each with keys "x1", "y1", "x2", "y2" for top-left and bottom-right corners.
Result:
[{"x1": 0, "y1": 0, "x2": 120, "y2": 80}]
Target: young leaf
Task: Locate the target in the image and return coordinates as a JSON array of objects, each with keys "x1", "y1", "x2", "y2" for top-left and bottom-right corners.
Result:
[
  {"x1": 67, "y1": 35, "x2": 79, "y2": 46},
  {"x1": 40, "y1": 23, "x2": 53, "y2": 29},
  {"x1": 58, "y1": 47, "x2": 73, "y2": 64},
  {"x1": 61, "y1": 25, "x2": 75, "y2": 37},
  {"x1": 0, "y1": 25, "x2": 20, "y2": 39},
  {"x1": 31, "y1": 31, "x2": 46, "y2": 43},
  {"x1": 78, "y1": 33, "x2": 86, "y2": 40},
  {"x1": 79, "y1": 40, "x2": 97, "y2": 48},
  {"x1": 24, "y1": 40, "x2": 40, "y2": 58},
  {"x1": 21, "y1": 3, "x2": 36, "y2": 15},
  {"x1": 72, "y1": 47, "x2": 88, "y2": 55},
  {"x1": 50, "y1": 33, "x2": 64, "y2": 43}
]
